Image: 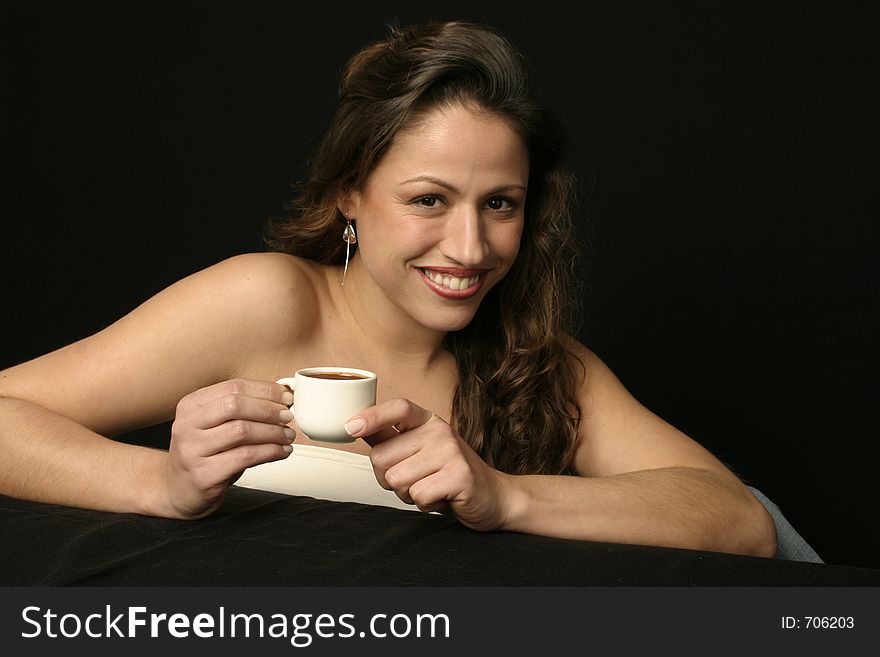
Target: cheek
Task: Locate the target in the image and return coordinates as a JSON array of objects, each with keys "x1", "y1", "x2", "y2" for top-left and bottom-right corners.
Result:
[
  {"x1": 493, "y1": 223, "x2": 524, "y2": 263},
  {"x1": 358, "y1": 218, "x2": 437, "y2": 266},
  {"x1": 396, "y1": 220, "x2": 441, "y2": 253}
]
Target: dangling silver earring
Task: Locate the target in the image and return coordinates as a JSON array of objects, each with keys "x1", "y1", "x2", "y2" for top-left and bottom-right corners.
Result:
[{"x1": 341, "y1": 218, "x2": 357, "y2": 286}]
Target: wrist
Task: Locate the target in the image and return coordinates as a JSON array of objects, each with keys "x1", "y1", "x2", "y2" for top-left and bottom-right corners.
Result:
[
  {"x1": 133, "y1": 446, "x2": 175, "y2": 518},
  {"x1": 496, "y1": 470, "x2": 531, "y2": 532}
]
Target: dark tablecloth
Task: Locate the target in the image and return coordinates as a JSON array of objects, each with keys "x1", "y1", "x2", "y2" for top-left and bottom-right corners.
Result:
[{"x1": 2, "y1": 487, "x2": 878, "y2": 586}]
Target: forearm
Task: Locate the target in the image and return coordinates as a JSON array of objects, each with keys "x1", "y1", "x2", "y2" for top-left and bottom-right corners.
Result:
[
  {"x1": 499, "y1": 466, "x2": 777, "y2": 557},
  {"x1": 0, "y1": 397, "x2": 168, "y2": 516}
]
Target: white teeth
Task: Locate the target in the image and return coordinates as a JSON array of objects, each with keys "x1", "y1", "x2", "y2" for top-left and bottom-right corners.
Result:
[{"x1": 423, "y1": 270, "x2": 478, "y2": 291}]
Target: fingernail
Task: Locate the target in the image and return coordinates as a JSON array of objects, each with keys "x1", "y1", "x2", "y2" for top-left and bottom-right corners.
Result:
[
  {"x1": 281, "y1": 391, "x2": 294, "y2": 406},
  {"x1": 279, "y1": 409, "x2": 294, "y2": 423},
  {"x1": 283, "y1": 427, "x2": 295, "y2": 441},
  {"x1": 344, "y1": 417, "x2": 365, "y2": 436},
  {"x1": 282, "y1": 444, "x2": 293, "y2": 454}
]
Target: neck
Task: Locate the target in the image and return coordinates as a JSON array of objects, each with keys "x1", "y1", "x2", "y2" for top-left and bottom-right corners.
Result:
[{"x1": 335, "y1": 256, "x2": 448, "y2": 370}]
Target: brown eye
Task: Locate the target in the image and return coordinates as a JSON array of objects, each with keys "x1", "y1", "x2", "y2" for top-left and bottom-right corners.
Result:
[
  {"x1": 487, "y1": 197, "x2": 514, "y2": 211},
  {"x1": 416, "y1": 196, "x2": 438, "y2": 207}
]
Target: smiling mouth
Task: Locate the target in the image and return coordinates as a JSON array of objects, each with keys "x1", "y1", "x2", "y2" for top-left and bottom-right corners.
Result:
[
  {"x1": 421, "y1": 269, "x2": 480, "y2": 290},
  {"x1": 417, "y1": 267, "x2": 486, "y2": 298}
]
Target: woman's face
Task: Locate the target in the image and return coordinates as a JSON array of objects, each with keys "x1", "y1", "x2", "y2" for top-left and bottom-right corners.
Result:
[{"x1": 344, "y1": 104, "x2": 528, "y2": 332}]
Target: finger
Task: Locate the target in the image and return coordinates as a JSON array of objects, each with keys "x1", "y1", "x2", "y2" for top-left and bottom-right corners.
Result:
[
  {"x1": 364, "y1": 415, "x2": 442, "y2": 447},
  {"x1": 391, "y1": 472, "x2": 452, "y2": 514},
  {"x1": 200, "y1": 420, "x2": 295, "y2": 456},
  {"x1": 369, "y1": 441, "x2": 442, "y2": 500},
  {"x1": 187, "y1": 379, "x2": 294, "y2": 407},
  {"x1": 192, "y1": 391, "x2": 292, "y2": 430},
  {"x1": 362, "y1": 426, "x2": 401, "y2": 447},
  {"x1": 345, "y1": 398, "x2": 437, "y2": 446},
  {"x1": 369, "y1": 432, "x2": 424, "y2": 473},
  {"x1": 381, "y1": 451, "x2": 442, "y2": 493},
  {"x1": 407, "y1": 472, "x2": 455, "y2": 515},
  {"x1": 383, "y1": 463, "x2": 438, "y2": 508},
  {"x1": 206, "y1": 442, "x2": 294, "y2": 485},
  {"x1": 414, "y1": 499, "x2": 451, "y2": 515}
]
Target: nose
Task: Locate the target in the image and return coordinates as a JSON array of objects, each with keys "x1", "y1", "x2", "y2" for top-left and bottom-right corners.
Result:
[{"x1": 440, "y1": 204, "x2": 489, "y2": 266}]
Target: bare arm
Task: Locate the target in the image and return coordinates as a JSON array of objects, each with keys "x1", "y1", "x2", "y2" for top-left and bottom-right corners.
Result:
[
  {"x1": 500, "y1": 468, "x2": 774, "y2": 555},
  {"x1": 0, "y1": 396, "x2": 168, "y2": 514},
  {"x1": 500, "y1": 343, "x2": 777, "y2": 556},
  {"x1": 0, "y1": 253, "x2": 311, "y2": 517},
  {"x1": 352, "y1": 341, "x2": 777, "y2": 557}
]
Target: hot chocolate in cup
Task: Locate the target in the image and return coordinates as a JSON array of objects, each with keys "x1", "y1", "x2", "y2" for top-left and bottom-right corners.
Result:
[{"x1": 276, "y1": 367, "x2": 377, "y2": 443}]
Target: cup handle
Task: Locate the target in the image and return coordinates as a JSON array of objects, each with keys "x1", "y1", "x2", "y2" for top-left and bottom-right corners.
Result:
[{"x1": 276, "y1": 377, "x2": 296, "y2": 406}]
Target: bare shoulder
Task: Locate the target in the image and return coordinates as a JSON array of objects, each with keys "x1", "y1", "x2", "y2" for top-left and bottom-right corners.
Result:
[
  {"x1": 0, "y1": 252, "x2": 322, "y2": 435},
  {"x1": 124, "y1": 252, "x2": 322, "y2": 358},
  {"x1": 188, "y1": 252, "x2": 320, "y2": 335},
  {"x1": 560, "y1": 335, "x2": 734, "y2": 479},
  {"x1": 559, "y1": 336, "x2": 646, "y2": 430},
  {"x1": 559, "y1": 335, "x2": 615, "y2": 406},
  {"x1": 190, "y1": 252, "x2": 315, "y2": 304}
]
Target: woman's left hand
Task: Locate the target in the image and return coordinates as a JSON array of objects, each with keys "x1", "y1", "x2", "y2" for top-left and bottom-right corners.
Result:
[{"x1": 344, "y1": 398, "x2": 512, "y2": 532}]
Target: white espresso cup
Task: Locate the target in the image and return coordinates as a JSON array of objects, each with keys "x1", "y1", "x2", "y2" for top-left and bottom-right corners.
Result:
[{"x1": 276, "y1": 367, "x2": 377, "y2": 443}]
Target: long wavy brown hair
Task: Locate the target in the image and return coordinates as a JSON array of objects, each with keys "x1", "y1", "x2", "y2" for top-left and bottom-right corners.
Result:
[{"x1": 264, "y1": 21, "x2": 584, "y2": 475}]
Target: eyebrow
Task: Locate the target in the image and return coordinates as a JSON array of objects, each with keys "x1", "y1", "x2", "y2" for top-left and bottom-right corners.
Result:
[{"x1": 400, "y1": 175, "x2": 526, "y2": 195}]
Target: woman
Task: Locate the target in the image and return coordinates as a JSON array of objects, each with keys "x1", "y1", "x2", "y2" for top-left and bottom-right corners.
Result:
[{"x1": 0, "y1": 21, "x2": 776, "y2": 556}]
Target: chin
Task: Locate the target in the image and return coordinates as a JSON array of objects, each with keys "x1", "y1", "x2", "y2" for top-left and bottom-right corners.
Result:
[{"x1": 419, "y1": 307, "x2": 480, "y2": 333}]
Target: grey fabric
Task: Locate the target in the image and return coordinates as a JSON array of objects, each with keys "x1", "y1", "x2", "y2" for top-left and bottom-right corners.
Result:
[{"x1": 748, "y1": 486, "x2": 823, "y2": 563}]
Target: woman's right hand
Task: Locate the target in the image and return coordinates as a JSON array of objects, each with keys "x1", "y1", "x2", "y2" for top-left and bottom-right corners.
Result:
[{"x1": 161, "y1": 379, "x2": 295, "y2": 519}]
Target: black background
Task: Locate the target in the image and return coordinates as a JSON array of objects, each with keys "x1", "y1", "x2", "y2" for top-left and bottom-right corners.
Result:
[{"x1": 2, "y1": 1, "x2": 877, "y2": 569}]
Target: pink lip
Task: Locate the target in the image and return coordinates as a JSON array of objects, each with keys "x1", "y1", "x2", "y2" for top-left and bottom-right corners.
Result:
[{"x1": 417, "y1": 268, "x2": 486, "y2": 300}]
